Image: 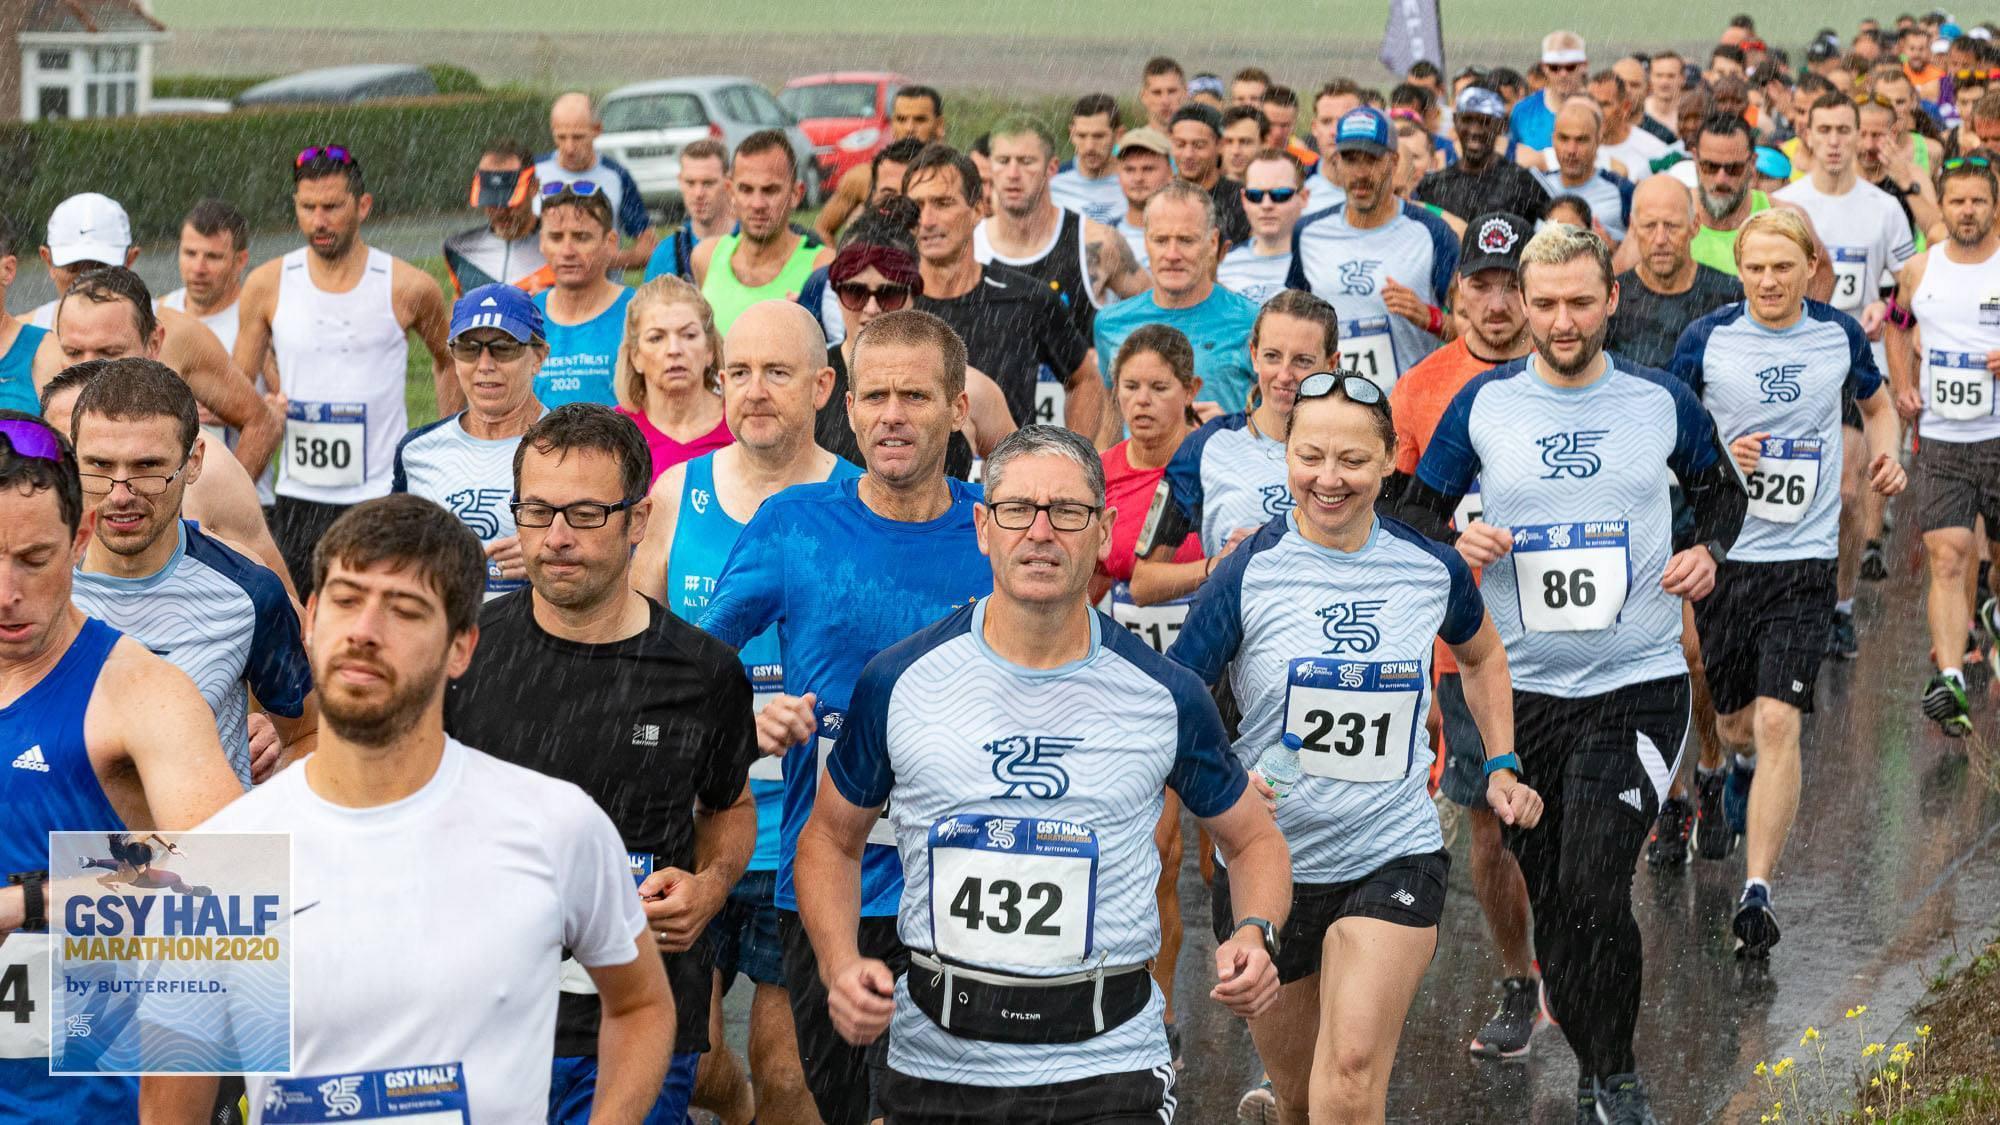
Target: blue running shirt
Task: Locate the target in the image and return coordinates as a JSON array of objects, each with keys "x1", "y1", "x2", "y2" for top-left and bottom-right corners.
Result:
[{"x1": 534, "y1": 287, "x2": 634, "y2": 407}]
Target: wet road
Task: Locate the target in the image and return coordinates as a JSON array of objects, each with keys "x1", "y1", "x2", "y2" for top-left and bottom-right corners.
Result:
[{"x1": 702, "y1": 519, "x2": 2000, "y2": 1124}]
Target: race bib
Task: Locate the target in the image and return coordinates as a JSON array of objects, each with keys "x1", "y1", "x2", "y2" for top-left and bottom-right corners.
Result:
[
  {"x1": 1927, "y1": 349, "x2": 1995, "y2": 421},
  {"x1": 1830, "y1": 247, "x2": 1868, "y2": 311},
  {"x1": 1339, "y1": 316, "x2": 1398, "y2": 391},
  {"x1": 928, "y1": 814, "x2": 1097, "y2": 967},
  {"x1": 1109, "y1": 582, "x2": 1188, "y2": 654},
  {"x1": 262, "y1": 1062, "x2": 470, "y2": 1123},
  {"x1": 0, "y1": 932, "x2": 49, "y2": 1061},
  {"x1": 1282, "y1": 658, "x2": 1421, "y2": 784},
  {"x1": 747, "y1": 664, "x2": 785, "y2": 782},
  {"x1": 803, "y1": 708, "x2": 895, "y2": 847},
  {"x1": 1744, "y1": 437, "x2": 1822, "y2": 524},
  {"x1": 284, "y1": 401, "x2": 367, "y2": 489},
  {"x1": 1033, "y1": 369, "x2": 1066, "y2": 427},
  {"x1": 1511, "y1": 521, "x2": 1630, "y2": 632},
  {"x1": 1452, "y1": 481, "x2": 1483, "y2": 531}
]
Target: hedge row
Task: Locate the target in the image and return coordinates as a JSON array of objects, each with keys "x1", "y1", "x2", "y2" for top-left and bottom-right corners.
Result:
[
  {"x1": 0, "y1": 93, "x2": 548, "y2": 243},
  {"x1": 154, "y1": 65, "x2": 487, "y2": 102}
]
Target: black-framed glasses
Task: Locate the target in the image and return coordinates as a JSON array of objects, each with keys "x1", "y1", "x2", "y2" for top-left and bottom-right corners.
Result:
[
  {"x1": 295, "y1": 145, "x2": 354, "y2": 168},
  {"x1": 1242, "y1": 187, "x2": 1298, "y2": 204},
  {"x1": 1944, "y1": 156, "x2": 1993, "y2": 170},
  {"x1": 79, "y1": 460, "x2": 190, "y2": 497},
  {"x1": 510, "y1": 496, "x2": 639, "y2": 529},
  {"x1": 449, "y1": 336, "x2": 531, "y2": 363},
  {"x1": 834, "y1": 281, "x2": 912, "y2": 312},
  {"x1": 1297, "y1": 370, "x2": 1388, "y2": 407},
  {"x1": 986, "y1": 500, "x2": 1101, "y2": 532},
  {"x1": 540, "y1": 180, "x2": 603, "y2": 198}
]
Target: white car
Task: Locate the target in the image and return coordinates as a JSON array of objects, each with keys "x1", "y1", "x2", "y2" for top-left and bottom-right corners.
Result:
[{"x1": 597, "y1": 76, "x2": 825, "y2": 209}]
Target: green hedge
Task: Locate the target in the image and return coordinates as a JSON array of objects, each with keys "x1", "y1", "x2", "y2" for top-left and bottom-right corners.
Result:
[
  {"x1": 0, "y1": 93, "x2": 547, "y2": 243},
  {"x1": 152, "y1": 74, "x2": 272, "y2": 101}
]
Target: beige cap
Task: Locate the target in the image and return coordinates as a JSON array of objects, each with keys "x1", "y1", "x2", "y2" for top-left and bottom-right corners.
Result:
[{"x1": 1116, "y1": 127, "x2": 1173, "y2": 157}]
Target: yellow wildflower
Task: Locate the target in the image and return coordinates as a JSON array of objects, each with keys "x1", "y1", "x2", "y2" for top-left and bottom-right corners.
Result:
[
  {"x1": 1863, "y1": 1042, "x2": 1885, "y2": 1057},
  {"x1": 1847, "y1": 1005, "x2": 1868, "y2": 1018},
  {"x1": 1800, "y1": 1027, "x2": 1821, "y2": 1045},
  {"x1": 1917, "y1": 1024, "x2": 1932, "y2": 1038},
  {"x1": 1755, "y1": 1061, "x2": 1769, "y2": 1076}
]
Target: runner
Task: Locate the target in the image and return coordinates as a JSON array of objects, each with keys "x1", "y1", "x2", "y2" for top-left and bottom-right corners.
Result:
[
  {"x1": 974, "y1": 115, "x2": 1149, "y2": 343},
  {"x1": 814, "y1": 86, "x2": 948, "y2": 244},
  {"x1": 0, "y1": 410, "x2": 239, "y2": 1123},
  {"x1": 1529, "y1": 99, "x2": 1636, "y2": 242},
  {"x1": 1857, "y1": 95, "x2": 1943, "y2": 251},
  {"x1": 1233, "y1": 68, "x2": 1272, "y2": 108},
  {"x1": 534, "y1": 182, "x2": 632, "y2": 408},
  {"x1": 1218, "y1": 150, "x2": 1311, "y2": 305},
  {"x1": 66, "y1": 359, "x2": 315, "y2": 787},
  {"x1": 1262, "y1": 86, "x2": 1321, "y2": 174},
  {"x1": 143, "y1": 493, "x2": 677, "y2": 1123},
  {"x1": 1668, "y1": 209, "x2": 1905, "y2": 956},
  {"x1": 1290, "y1": 108, "x2": 1460, "y2": 394},
  {"x1": 160, "y1": 199, "x2": 258, "y2": 481},
  {"x1": 1097, "y1": 182, "x2": 1262, "y2": 418},
  {"x1": 392, "y1": 284, "x2": 549, "y2": 599},
  {"x1": 1306, "y1": 82, "x2": 1363, "y2": 205},
  {"x1": 538, "y1": 92, "x2": 658, "y2": 271},
  {"x1": 798, "y1": 424, "x2": 1289, "y2": 1124},
  {"x1": 630, "y1": 300, "x2": 863, "y2": 1125},
  {"x1": 1884, "y1": 156, "x2": 2000, "y2": 736},
  {"x1": 1113, "y1": 127, "x2": 1176, "y2": 268},
  {"x1": 1590, "y1": 70, "x2": 1671, "y2": 178},
  {"x1": 693, "y1": 131, "x2": 836, "y2": 334},
  {"x1": 1641, "y1": 53, "x2": 1689, "y2": 142},
  {"x1": 442, "y1": 403, "x2": 756, "y2": 1124},
  {"x1": 1141, "y1": 56, "x2": 1188, "y2": 133},
  {"x1": 1172, "y1": 370, "x2": 1537, "y2": 1124},
  {"x1": 1416, "y1": 87, "x2": 1551, "y2": 223},
  {"x1": 1776, "y1": 93, "x2": 1919, "y2": 655},
  {"x1": 1050, "y1": 94, "x2": 1129, "y2": 227},
  {"x1": 612, "y1": 277, "x2": 733, "y2": 482},
  {"x1": 444, "y1": 138, "x2": 549, "y2": 296},
  {"x1": 1170, "y1": 104, "x2": 1254, "y2": 249},
  {"x1": 905, "y1": 144, "x2": 1104, "y2": 436},
  {"x1": 232, "y1": 145, "x2": 455, "y2": 597},
  {"x1": 1649, "y1": 114, "x2": 1835, "y2": 302},
  {"x1": 1403, "y1": 225, "x2": 1746, "y2": 1123},
  {"x1": 1606, "y1": 177, "x2": 1749, "y2": 370},
  {"x1": 1387, "y1": 212, "x2": 1547, "y2": 1060},
  {"x1": 645, "y1": 138, "x2": 735, "y2": 283},
  {"x1": 0, "y1": 219, "x2": 48, "y2": 414},
  {"x1": 24, "y1": 192, "x2": 139, "y2": 331},
  {"x1": 1132, "y1": 290, "x2": 1340, "y2": 606},
  {"x1": 700, "y1": 309, "x2": 994, "y2": 1125},
  {"x1": 1222, "y1": 105, "x2": 1270, "y2": 183}
]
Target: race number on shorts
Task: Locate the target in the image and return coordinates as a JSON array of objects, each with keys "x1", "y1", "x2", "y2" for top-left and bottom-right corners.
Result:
[
  {"x1": 928, "y1": 814, "x2": 1098, "y2": 968},
  {"x1": 1282, "y1": 657, "x2": 1421, "y2": 783},
  {"x1": 1510, "y1": 521, "x2": 1630, "y2": 633}
]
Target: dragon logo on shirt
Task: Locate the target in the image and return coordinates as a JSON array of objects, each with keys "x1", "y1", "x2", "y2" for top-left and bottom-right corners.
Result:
[
  {"x1": 985, "y1": 735, "x2": 1078, "y2": 799},
  {"x1": 1338, "y1": 259, "x2": 1382, "y2": 296},
  {"x1": 1536, "y1": 430, "x2": 1610, "y2": 478},
  {"x1": 1756, "y1": 363, "x2": 1805, "y2": 403},
  {"x1": 1260, "y1": 483, "x2": 1296, "y2": 515},
  {"x1": 445, "y1": 487, "x2": 511, "y2": 539},
  {"x1": 317, "y1": 1075, "x2": 365, "y2": 1117},
  {"x1": 1317, "y1": 599, "x2": 1386, "y2": 654},
  {"x1": 1337, "y1": 663, "x2": 1367, "y2": 688}
]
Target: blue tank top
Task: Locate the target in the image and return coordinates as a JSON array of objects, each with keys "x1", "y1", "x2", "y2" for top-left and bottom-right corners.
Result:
[
  {"x1": 0, "y1": 323, "x2": 48, "y2": 415},
  {"x1": 0, "y1": 616, "x2": 137, "y2": 1121},
  {"x1": 533, "y1": 287, "x2": 634, "y2": 407},
  {"x1": 667, "y1": 452, "x2": 860, "y2": 872}
]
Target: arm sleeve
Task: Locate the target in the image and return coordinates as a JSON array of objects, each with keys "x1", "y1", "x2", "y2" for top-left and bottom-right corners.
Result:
[
  {"x1": 1387, "y1": 475, "x2": 1460, "y2": 544},
  {"x1": 1425, "y1": 214, "x2": 1459, "y2": 305},
  {"x1": 616, "y1": 164, "x2": 650, "y2": 239},
  {"x1": 1165, "y1": 673, "x2": 1249, "y2": 818},
  {"x1": 558, "y1": 791, "x2": 648, "y2": 967},
  {"x1": 1842, "y1": 309, "x2": 1886, "y2": 400},
  {"x1": 1436, "y1": 547, "x2": 1485, "y2": 645},
  {"x1": 699, "y1": 506, "x2": 786, "y2": 649},
  {"x1": 1663, "y1": 379, "x2": 1747, "y2": 551},
  {"x1": 825, "y1": 655, "x2": 896, "y2": 809},
  {"x1": 243, "y1": 569, "x2": 312, "y2": 718},
  {"x1": 389, "y1": 432, "x2": 413, "y2": 494},
  {"x1": 1284, "y1": 220, "x2": 1311, "y2": 292},
  {"x1": 1163, "y1": 542, "x2": 1250, "y2": 686},
  {"x1": 1412, "y1": 378, "x2": 1483, "y2": 498},
  {"x1": 695, "y1": 652, "x2": 759, "y2": 812},
  {"x1": 1160, "y1": 428, "x2": 1210, "y2": 532},
  {"x1": 1666, "y1": 318, "x2": 1714, "y2": 396}
]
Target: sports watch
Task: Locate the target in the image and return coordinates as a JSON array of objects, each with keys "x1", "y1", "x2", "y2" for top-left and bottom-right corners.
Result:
[{"x1": 1234, "y1": 916, "x2": 1281, "y2": 962}]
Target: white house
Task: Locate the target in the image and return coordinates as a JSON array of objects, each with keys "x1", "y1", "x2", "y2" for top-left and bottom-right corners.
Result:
[{"x1": 2, "y1": 0, "x2": 170, "y2": 123}]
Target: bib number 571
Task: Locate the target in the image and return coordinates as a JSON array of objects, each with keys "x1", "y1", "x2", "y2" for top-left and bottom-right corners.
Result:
[{"x1": 947, "y1": 876, "x2": 1064, "y2": 937}]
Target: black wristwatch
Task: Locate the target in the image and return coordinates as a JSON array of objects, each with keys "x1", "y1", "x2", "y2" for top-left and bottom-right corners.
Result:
[
  {"x1": 1703, "y1": 539, "x2": 1728, "y2": 568},
  {"x1": 1234, "y1": 916, "x2": 1281, "y2": 962},
  {"x1": 8, "y1": 871, "x2": 48, "y2": 932}
]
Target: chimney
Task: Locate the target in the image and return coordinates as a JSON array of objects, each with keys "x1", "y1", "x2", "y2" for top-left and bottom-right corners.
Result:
[{"x1": 0, "y1": 1, "x2": 25, "y2": 124}]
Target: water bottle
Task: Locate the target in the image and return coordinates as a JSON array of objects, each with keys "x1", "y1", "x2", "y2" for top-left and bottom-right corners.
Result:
[{"x1": 1255, "y1": 733, "x2": 1305, "y2": 801}]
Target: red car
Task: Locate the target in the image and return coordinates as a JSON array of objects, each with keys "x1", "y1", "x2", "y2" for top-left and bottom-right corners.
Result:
[{"x1": 778, "y1": 72, "x2": 911, "y2": 189}]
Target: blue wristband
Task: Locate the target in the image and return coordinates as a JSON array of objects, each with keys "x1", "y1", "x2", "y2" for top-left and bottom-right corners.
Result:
[{"x1": 1483, "y1": 752, "x2": 1521, "y2": 777}]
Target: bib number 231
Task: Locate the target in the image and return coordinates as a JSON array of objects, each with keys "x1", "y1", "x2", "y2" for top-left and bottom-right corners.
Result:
[
  {"x1": 1282, "y1": 657, "x2": 1421, "y2": 783},
  {"x1": 1511, "y1": 521, "x2": 1630, "y2": 632}
]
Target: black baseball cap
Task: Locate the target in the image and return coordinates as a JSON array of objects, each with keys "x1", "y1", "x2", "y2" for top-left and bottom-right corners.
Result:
[
  {"x1": 1169, "y1": 103, "x2": 1224, "y2": 137},
  {"x1": 1460, "y1": 212, "x2": 1529, "y2": 276}
]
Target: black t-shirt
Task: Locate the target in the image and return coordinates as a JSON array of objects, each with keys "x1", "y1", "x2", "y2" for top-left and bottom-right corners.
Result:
[
  {"x1": 443, "y1": 590, "x2": 757, "y2": 1057},
  {"x1": 814, "y1": 346, "x2": 975, "y2": 480},
  {"x1": 1414, "y1": 158, "x2": 1552, "y2": 223},
  {"x1": 917, "y1": 263, "x2": 1090, "y2": 426},
  {"x1": 1209, "y1": 175, "x2": 1253, "y2": 249},
  {"x1": 1606, "y1": 266, "x2": 1744, "y2": 370}
]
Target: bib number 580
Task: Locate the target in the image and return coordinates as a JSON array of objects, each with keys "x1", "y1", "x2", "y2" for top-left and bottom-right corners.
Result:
[
  {"x1": 290, "y1": 435, "x2": 351, "y2": 471},
  {"x1": 1540, "y1": 568, "x2": 1596, "y2": 609},
  {"x1": 947, "y1": 876, "x2": 1064, "y2": 937}
]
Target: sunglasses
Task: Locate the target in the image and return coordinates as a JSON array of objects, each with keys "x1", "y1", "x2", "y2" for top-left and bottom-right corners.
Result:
[
  {"x1": 1957, "y1": 69, "x2": 1998, "y2": 82},
  {"x1": 1297, "y1": 370, "x2": 1388, "y2": 406},
  {"x1": 1242, "y1": 187, "x2": 1299, "y2": 204},
  {"x1": 295, "y1": 145, "x2": 354, "y2": 168},
  {"x1": 1855, "y1": 93, "x2": 1898, "y2": 110},
  {"x1": 0, "y1": 419, "x2": 68, "y2": 463},
  {"x1": 540, "y1": 180, "x2": 603, "y2": 198},
  {"x1": 834, "y1": 282, "x2": 912, "y2": 312},
  {"x1": 1698, "y1": 158, "x2": 1749, "y2": 177},
  {"x1": 1944, "y1": 156, "x2": 1993, "y2": 169},
  {"x1": 1544, "y1": 62, "x2": 1586, "y2": 73},
  {"x1": 449, "y1": 337, "x2": 531, "y2": 363}
]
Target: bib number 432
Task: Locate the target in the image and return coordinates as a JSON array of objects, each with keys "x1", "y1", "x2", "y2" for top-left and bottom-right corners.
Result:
[{"x1": 947, "y1": 877, "x2": 1064, "y2": 937}]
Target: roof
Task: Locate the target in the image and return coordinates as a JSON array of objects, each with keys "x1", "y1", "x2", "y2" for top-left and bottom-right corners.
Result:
[{"x1": 24, "y1": 0, "x2": 166, "y2": 35}]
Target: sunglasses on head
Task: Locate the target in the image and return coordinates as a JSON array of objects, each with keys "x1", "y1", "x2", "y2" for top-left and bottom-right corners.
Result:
[
  {"x1": 1957, "y1": 69, "x2": 1998, "y2": 81},
  {"x1": 540, "y1": 180, "x2": 603, "y2": 198},
  {"x1": 834, "y1": 281, "x2": 912, "y2": 312},
  {"x1": 295, "y1": 145, "x2": 354, "y2": 168},
  {"x1": 1545, "y1": 62, "x2": 1585, "y2": 73},
  {"x1": 1944, "y1": 156, "x2": 1993, "y2": 169},
  {"x1": 1296, "y1": 370, "x2": 1388, "y2": 407},
  {"x1": 0, "y1": 419, "x2": 68, "y2": 464},
  {"x1": 1242, "y1": 187, "x2": 1298, "y2": 204}
]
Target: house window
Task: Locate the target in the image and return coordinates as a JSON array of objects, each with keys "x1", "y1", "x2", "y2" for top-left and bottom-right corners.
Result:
[
  {"x1": 38, "y1": 87, "x2": 70, "y2": 120},
  {"x1": 37, "y1": 49, "x2": 71, "y2": 71},
  {"x1": 85, "y1": 46, "x2": 140, "y2": 117}
]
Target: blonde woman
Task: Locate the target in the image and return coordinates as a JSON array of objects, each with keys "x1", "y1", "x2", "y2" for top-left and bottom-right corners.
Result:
[{"x1": 615, "y1": 276, "x2": 733, "y2": 482}]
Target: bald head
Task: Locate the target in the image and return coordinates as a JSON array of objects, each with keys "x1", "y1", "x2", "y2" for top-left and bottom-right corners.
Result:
[
  {"x1": 729, "y1": 299, "x2": 829, "y2": 373},
  {"x1": 1633, "y1": 173, "x2": 1695, "y2": 220},
  {"x1": 550, "y1": 92, "x2": 601, "y2": 173},
  {"x1": 1629, "y1": 174, "x2": 1698, "y2": 284},
  {"x1": 720, "y1": 300, "x2": 833, "y2": 454},
  {"x1": 1555, "y1": 95, "x2": 1603, "y2": 134}
]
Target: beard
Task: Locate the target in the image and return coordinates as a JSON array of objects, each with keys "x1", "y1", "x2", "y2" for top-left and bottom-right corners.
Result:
[
  {"x1": 1699, "y1": 182, "x2": 1750, "y2": 223},
  {"x1": 1530, "y1": 318, "x2": 1610, "y2": 377},
  {"x1": 319, "y1": 654, "x2": 444, "y2": 748}
]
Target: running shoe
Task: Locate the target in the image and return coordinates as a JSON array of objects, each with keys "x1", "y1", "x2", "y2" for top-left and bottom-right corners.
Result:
[
  {"x1": 1922, "y1": 671, "x2": 1973, "y2": 737},
  {"x1": 1827, "y1": 608, "x2": 1858, "y2": 661},
  {"x1": 1692, "y1": 769, "x2": 1734, "y2": 860},
  {"x1": 1595, "y1": 1073, "x2": 1660, "y2": 1124},
  {"x1": 1468, "y1": 975, "x2": 1542, "y2": 1059},
  {"x1": 1236, "y1": 1077, "x2": 1277, "y2": 1124},
  {"x1": 1732, "y1": 883, "x2": 1781, "y2": 959},
  {"x1": 1859, "y1": 538, "x2": 1888, "y2": 581},
  {"x1": 1644, "y1": 797, "x2": 1692, "y2": 867},
  {"x1": 1574, "y1": 1078, "x2": 1599, "y2": 1125},
  {"x1": 1723, "y1": 761, "x2": 1754, "y2": 837}
]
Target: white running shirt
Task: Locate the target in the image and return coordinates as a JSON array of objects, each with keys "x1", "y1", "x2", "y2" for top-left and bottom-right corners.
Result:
[{"x1": 270, "y1": 247, "x2": 409, "y2": 505}]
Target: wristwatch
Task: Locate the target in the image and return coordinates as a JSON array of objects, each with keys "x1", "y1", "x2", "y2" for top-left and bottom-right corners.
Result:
[
  {"x1": 8, "y1": 871, "x2": 47, "y2": 931},
  {"x1": 1234, "y1": 916, "x2": 1281, "y2": 962},
  {"x1": 1703, "y1": 539, "x2": 1728, "y2": 567},
  {"x1": 1482, "y1": 752, "x2": 1522, "y2": 777}
]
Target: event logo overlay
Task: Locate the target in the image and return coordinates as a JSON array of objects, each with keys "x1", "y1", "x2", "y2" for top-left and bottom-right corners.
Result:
[{"x1": 49, "y1": 832, "x2": 290, "y2": 1074}]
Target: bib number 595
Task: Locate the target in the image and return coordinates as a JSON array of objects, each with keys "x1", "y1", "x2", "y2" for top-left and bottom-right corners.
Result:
[
  {"x1": 947, "y1": 876, "x2": 1064, "y2": 937},
  {"x1": 1540, "y1": 568, "x2": 1597, "y2": 609}
]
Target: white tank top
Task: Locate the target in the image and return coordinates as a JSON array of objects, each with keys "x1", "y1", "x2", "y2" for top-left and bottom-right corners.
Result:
[
  {"x1": 271, "y1": 246, "x2": 408, "y2": 503},
  {"x1": 162, "y1": 288, "x2": 271, "y2": 504},
  {"x1": 1912, "y1": 241, "x2": 2000, "y2": 444}
]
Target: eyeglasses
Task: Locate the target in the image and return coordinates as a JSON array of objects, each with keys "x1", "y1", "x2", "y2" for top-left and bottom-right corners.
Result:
[
  {"x1": 510, "y1": 496, "x2": 639, "y2": 529},
  {"x1": 0, "y1": 419, "x2": 67, "y2": 463},
  {"x1": 79, "y1": 460, "x2": 190, "y2": 497},
  {"x1": 986, "y1": 500, "x2": 1101, "y2": 532},
  {"x1": 540, "y1": 180, "x2": 603, "y2": 198},
  {"x1": 1242, "y1": 187, "x2": 1299, "y2": 204},
  {"x1": 1698, "y1": 158, "x2": 1750, "y2": 177},
  {"x1": 449, "y1": 336, "x2": 531, "y2": 363},
  {"x1": 1944, "y1": 156, "x2": 1993, "y2": 169},
  {"x1": 295, "y1": 145, "x2": 354, "y2": 168},
  {"x1": 834, "y1": 282, "x2": 912, "y2": 312},
  {"x1": 1297, "y1": 370, "x2": 1388, "y2": 406}
]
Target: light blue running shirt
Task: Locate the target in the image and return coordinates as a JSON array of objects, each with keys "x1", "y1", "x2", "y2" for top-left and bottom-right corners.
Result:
[{"x1": 534, "y1": 287, "x2": 634, "y2": 407}]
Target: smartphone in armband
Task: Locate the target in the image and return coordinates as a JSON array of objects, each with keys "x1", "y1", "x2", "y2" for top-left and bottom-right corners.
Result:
[{"x1": 1136, "y1": 484, "x2": 1185, "y2": 557}]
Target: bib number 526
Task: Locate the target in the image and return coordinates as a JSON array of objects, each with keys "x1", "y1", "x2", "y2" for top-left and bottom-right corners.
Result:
[{"x1": 947, "y1": 877, "x2": 1064, "y2": 937}]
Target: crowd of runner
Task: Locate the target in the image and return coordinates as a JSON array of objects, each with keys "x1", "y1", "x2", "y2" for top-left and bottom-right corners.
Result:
[{"x1": 2, "y1": 8, "x2": 1998, "y2": 1125}]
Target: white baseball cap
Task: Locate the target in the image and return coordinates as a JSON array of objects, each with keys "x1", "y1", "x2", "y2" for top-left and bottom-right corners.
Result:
[{"x1": 44, "y1": 192, "x2": 132, "y2": 267}]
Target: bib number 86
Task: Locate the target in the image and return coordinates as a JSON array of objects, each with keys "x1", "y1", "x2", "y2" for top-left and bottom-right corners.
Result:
[
  {"x1": 1541, "y1": 568, "x2": 1596, "y2": 609},
  {"x1": 291, "y1": 435, "x2": 351, "y2": 470},
  {"x1": 1298, "y1": 709, "x2": 1392, "y2": 757},
  {"x1": 948, "y1": 876, "x2": 1064, "y2": 937}
]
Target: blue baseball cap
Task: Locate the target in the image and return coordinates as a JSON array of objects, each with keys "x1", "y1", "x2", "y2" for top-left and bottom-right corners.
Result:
[
  {"x1": 1334, "y1": 107, "x2": 1394, "y2": 155},
  {"x1": 450, "y1": 283, "x2": 544, "y2": 343},
  {"x1": 1754, "y1": 146, "x2": 1792, "y2": 181}
]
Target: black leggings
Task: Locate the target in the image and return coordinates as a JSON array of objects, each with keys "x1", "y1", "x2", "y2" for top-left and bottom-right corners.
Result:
[{"x1": 1506, "y1": 676, "x2": 1689, "y2": 1081}]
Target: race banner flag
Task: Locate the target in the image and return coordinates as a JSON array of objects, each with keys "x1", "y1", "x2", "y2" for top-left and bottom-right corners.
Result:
[
  {"x1": 49, "y1": 832, "x2": 291, "y2": 1074},
  {"x1": 1380, "y1": 0, "x2": 1446, "y2": 75}
]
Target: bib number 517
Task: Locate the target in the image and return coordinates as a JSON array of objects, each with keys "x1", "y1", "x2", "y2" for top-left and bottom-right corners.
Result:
[{"x1": 947, "y1": 876, "x2": 1063, "y2": 937}]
